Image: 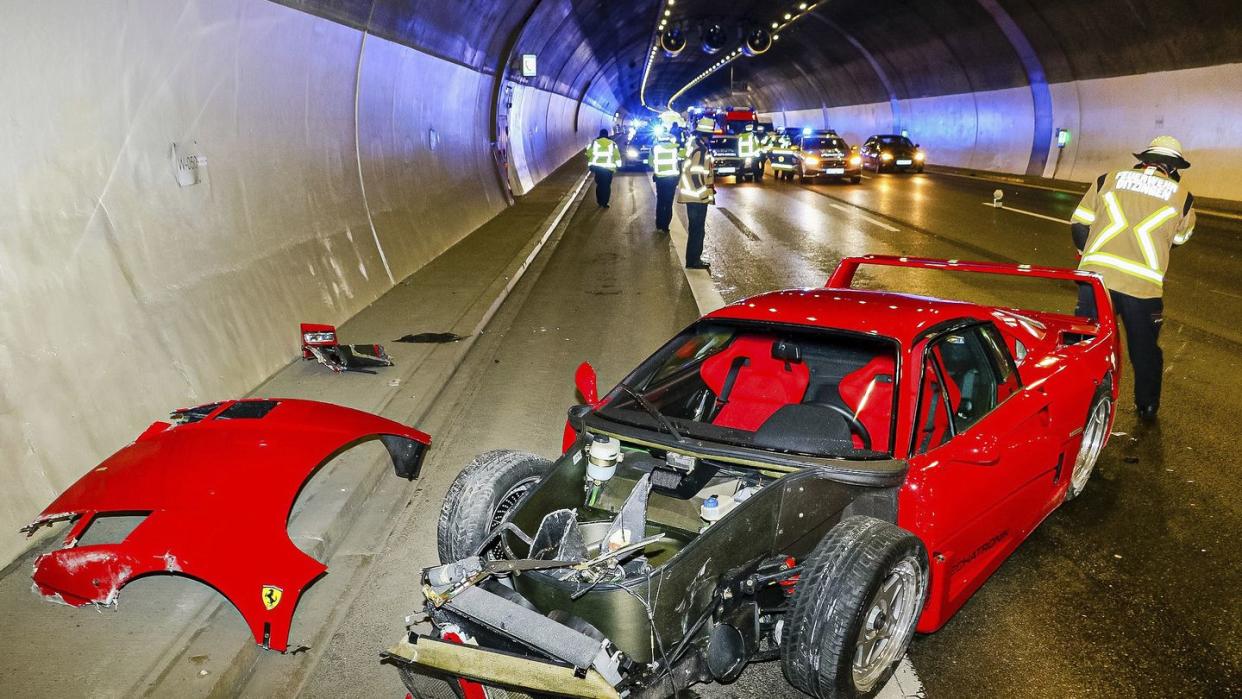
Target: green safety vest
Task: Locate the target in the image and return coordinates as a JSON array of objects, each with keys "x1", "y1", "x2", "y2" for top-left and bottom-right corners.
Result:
[
  {"x1": 651, "y1": 142, "x2": 680, "y2": 177},
  {"x1": 588, "y1": 138, "x2": 621, "y2": 170}
]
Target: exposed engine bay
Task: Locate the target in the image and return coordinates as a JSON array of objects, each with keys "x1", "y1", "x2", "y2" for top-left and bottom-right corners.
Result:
[{"x1": 391, "y1": 431, "x2": 905, "y2": 697}]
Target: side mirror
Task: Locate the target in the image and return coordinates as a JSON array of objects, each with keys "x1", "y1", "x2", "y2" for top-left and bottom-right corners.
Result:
[
  {"x1": 958, "y1": 430, "x2": 1001, "y2": 465},
  {"x1": 575, "y1": 361, "x2": 600, "y2": 406},
  {"x1": 566, "y1": 403, "x2": 592, "y2": 434}
]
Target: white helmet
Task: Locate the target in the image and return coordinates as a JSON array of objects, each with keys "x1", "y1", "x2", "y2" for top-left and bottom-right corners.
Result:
[{"x1": 1135, "y1": 136, "x2": 1190, "y2": 169}]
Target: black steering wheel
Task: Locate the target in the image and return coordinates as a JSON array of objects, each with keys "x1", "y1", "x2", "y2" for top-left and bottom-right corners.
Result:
[{"x1": 818, "y1": 403, "x2": 872, "y2": 451}]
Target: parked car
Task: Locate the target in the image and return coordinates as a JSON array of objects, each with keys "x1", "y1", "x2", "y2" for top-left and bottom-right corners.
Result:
[
  {"x1": 388, "y1": 256, "x2": 1118, "y2": 699},
  {"x1": 860, "y1": 135, "x2": 925, "y2": 173}
]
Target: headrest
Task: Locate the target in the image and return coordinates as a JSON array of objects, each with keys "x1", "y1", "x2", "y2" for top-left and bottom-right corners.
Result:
[{"x1": 771, "y1": 340, "x2": 802, "y2": 364}]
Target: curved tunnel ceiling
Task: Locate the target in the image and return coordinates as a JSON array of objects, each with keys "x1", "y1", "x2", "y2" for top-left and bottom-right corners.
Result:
[
  {"x1": 271, "y1": 0, "x2": 663, "y2": 116},
  {"x1": 644, "y1": 0, "x2": 1242, "y2": 113}
]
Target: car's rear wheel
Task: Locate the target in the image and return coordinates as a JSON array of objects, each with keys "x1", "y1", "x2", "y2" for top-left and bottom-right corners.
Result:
[
  {"x1": 437, "y1": 449, "x2": 553, "y2": 563},
  {"x1": 1067, "y1": 382, "x2": 1112, "y2": 501},
  {"x1": 782, "y1": 516, "x2": 929, "y2": 698},
  {"x1": 850, "y1": 176, "x2": 862, "y2": 184}
]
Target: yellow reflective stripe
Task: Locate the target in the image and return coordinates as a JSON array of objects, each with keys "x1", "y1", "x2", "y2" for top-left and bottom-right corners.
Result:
[
  {"x1": 1081, "y1": 253, "x2": 1164, "y2": 285},
  {"x1": 771, "y1": 163, "x2": 795, "y2": 170},
  {"x1": 1133, "y1": 206, "x2": 1176, "y2": 268},
  {"x1": 1173, "y1": 228, "x2": 1194, "y2": 245},
  {"x1": 1085, "y1": 192, "x2": 1128, "y2": 254},
  {"x1": 1071, "y1": 206, "x2": 1096, "y2": 224},
  {"x1": 689, "y1": 166, "x2": 711, "y2": 175}
]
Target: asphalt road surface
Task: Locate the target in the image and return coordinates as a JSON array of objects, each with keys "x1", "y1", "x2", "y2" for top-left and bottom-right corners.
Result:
[{"x1": 300, "y1": 167, "x2": 1241, "y2": 698}]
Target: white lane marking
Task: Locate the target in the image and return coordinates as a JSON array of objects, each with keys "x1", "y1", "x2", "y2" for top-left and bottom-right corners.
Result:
[
  {"x1": 882, "y1": 658, "x2": 926, "y2": 698},
  {"x1": 981, "y1": 201, "x2": 1071, "y2": 224},
  {"x1": 829, "y1": 202, "x2": 900, "y2": 231},
  {"x1": 657, "y1": 178, "x2": 924, "y2": 695},
  {"x1": 649, "y1": 179, "x2": 726, "y2": 313}
]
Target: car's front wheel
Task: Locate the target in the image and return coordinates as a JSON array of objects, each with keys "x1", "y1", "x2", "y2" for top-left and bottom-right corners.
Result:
[
  {"x1": 436, "y1": 449, "x2": 553, "y2": 563},
  {"x1": 782, "y1": 516, "x2": 929, "y2": 698},
  {"x1": 1066, "y1": 382, "x2": 1112, "y2": 501}
]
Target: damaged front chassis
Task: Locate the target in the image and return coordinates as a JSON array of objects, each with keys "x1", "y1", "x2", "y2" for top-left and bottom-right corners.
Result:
[
  {"x1": 22, "y1": 398, "x2": 429, "y2": 652},
  {"x1": 389, "y1": 432, "x2": 904, "y2": 697}
]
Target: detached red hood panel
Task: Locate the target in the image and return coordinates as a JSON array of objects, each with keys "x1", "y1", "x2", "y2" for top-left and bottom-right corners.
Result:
[{"x1": 25, "y1": 399, "x2": 430, "y2": 652}]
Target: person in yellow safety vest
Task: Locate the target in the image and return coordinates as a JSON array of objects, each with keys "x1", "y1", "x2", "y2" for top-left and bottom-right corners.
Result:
[
  {"x1": 1071, "y1": 136, "x2": 1197, "y2": 422},
  {"x1": 737, "y1": 129, "x2": 762, "y2": 181},
  {"x1": 676, "y1": 117, "x2": 716, "y2": 269},
  {"x1": 587, "y1": 128, "x2": 622, "y2": 208},
  {"x1": 651, "y1": 136, "x2": 682, "y2": 233}
]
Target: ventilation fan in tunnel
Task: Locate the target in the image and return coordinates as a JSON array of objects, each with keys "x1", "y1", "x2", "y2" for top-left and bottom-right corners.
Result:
[
  {"x1": 701, "y1": 22, "x2": 728, "y2": 54},
  {"x1": 741, "y1": 27, "x2": 772, "y2": 56},
  {"x1": 660, "y1": 27, "x2": 687, "y2": 57}
]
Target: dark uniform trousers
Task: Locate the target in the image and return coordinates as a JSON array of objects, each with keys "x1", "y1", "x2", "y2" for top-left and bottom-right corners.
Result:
[
  {"x1": 590, "y1": 166, "x2": 614, "y2": 206},
  {"x1": 685, "y1": 203, "x2": 708, "y2": 266},
  {"x1": 1077, "y1": 284, "x2": 1164, "y2": 410},
  {"x1": 654, "y1": 175, "x2": 677, "y2": 231}
]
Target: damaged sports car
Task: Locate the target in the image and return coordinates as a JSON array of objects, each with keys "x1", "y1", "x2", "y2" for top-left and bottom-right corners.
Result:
[
  {"x1": 387, "y1": 256, "x2": 1119, "y2": 698},
  {"x1": 22, "y1": 398, "x2": 429, "y2": 652}
]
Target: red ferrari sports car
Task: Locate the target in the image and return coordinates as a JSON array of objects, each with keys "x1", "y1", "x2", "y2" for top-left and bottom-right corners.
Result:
[{"x1": 391, "y1": 255, "x2": 1119, "y2": 698}]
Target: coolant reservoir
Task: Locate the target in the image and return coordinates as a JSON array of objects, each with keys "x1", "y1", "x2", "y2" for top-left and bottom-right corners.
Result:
[
  {"x1": 586, "y1": 435, "x2": 621, "y2": 482},
  {"x1": 700, "y1": 492, "x2": 736, "y2": 524}
]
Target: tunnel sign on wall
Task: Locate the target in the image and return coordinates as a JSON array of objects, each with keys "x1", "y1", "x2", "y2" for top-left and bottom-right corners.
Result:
[
  {"x1": 172, "y1": 141, "x2": 207, "y2": 187},
  {"x1": 521, "y1": 54, "x2": 537, "y2": 77}
]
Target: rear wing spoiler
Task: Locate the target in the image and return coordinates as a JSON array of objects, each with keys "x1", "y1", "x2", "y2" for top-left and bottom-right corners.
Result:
[{"x1": 827, "y1": 255, "x2": 1114, "y2": 333}]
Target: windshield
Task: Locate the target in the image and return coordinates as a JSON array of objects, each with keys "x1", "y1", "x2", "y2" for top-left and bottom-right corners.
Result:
[
  {"x1": 596, "y1": 321, "x2": 899, "y2": 459},
  {"x1": 877, "y1": 135, "x2": 914, "y2": 148},
  {"x1": 803, "y1": 137, "x2": 847, "y2": 150}
]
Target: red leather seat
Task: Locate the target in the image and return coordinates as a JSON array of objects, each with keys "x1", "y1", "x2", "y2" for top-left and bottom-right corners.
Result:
[
  {"x1": 700, "y1": 336, "x2": 810, "y2": 431},
  {"x1": 838, "y1": 355, "x2": 896, "y2": 452}
]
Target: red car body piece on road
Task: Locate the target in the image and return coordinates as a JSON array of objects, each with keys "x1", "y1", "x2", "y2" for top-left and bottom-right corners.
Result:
[{"x1": 22, "y1": 398, "x2": 430, "y2": 652}]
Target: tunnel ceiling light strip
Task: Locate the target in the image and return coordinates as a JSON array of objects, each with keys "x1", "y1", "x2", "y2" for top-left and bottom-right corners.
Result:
[
  {"x1": 667, "y1": 1, "x2": 822, "y2": 110},
  {"x1": 639, "y1": 0, "x2": 676, "y2": 113}
]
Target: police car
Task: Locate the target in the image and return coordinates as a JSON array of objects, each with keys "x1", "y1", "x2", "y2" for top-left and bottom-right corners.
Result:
[{"x1": 770, "y1": 130, "x2": 863, "y2": 184}]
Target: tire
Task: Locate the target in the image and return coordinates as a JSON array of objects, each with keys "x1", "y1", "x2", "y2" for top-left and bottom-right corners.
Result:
[
  {"x1": 1066, "y1": 381, "x2": 1112, "y2": 501},
  {"x1": 437, "y1": 449, "x2": 554, "y2": 563},
  {"x1": 850, "y1": 176, "x2": 861, "y2": 184},
  {"x1": 782, "y1": 516, "x2": 929, "y2": 698}
]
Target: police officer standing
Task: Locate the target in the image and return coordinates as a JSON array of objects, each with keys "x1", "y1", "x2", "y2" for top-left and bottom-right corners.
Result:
[
  {"x1": 651, "y1": 134, "x2": 681, "y2": 233},
  {"x1": 677, "y1": 117, "x2": 717, "y2": 269},
  {"x1": 1071, "y1": 136, "x2": 1197, "y2": 421},
  {"x1": 588, "y1": 129, "x2": 622, "y2": 208}
]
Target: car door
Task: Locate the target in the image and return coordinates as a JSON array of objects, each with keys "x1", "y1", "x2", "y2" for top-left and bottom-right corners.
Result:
[{"x1": 899, "y1": 323, "x2": 1060, "y2": 628}]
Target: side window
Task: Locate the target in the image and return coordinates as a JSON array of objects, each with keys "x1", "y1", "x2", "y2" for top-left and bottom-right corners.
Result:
[
  {"x1": 913, "y1": 355, "x2": 952, "y2": 455},
  {"x1": 978, "y1": 324, "x2": 1021, "y2": 401},
  {"x1": 930, "y1": 327, "x2": 1005, "y2": 433}
]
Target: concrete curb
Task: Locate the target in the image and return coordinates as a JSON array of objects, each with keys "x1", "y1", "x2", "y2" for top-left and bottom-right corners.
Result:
[{"x1": 926, "y1": 164, "x2": 1242, "y2": 221}]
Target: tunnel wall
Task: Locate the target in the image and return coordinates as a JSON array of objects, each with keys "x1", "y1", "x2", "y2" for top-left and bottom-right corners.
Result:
[
  {"x1": 762, "y1": 62, "x2": 1242, "y2": 201},
  {"x1": 0, "y1": 0, "x2": 609, "y2": 565}
]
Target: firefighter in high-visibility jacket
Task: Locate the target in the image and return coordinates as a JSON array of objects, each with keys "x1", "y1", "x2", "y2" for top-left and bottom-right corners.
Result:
[
  {"x1": 677, "y1": 117, "x2": 717, "y2": 269},
  {"x1": 1071, "y1": 136, "x2": 1197, "y2": 421},
  {"x1": 737, "y1": 129, "x2": 762, "y2": 181},
  {"x1": 587, "y1": 129, "x2": 622, "y2": 208},
  {"x1": 651, "y1": 135, "x2": 681, "y2": 233}
]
